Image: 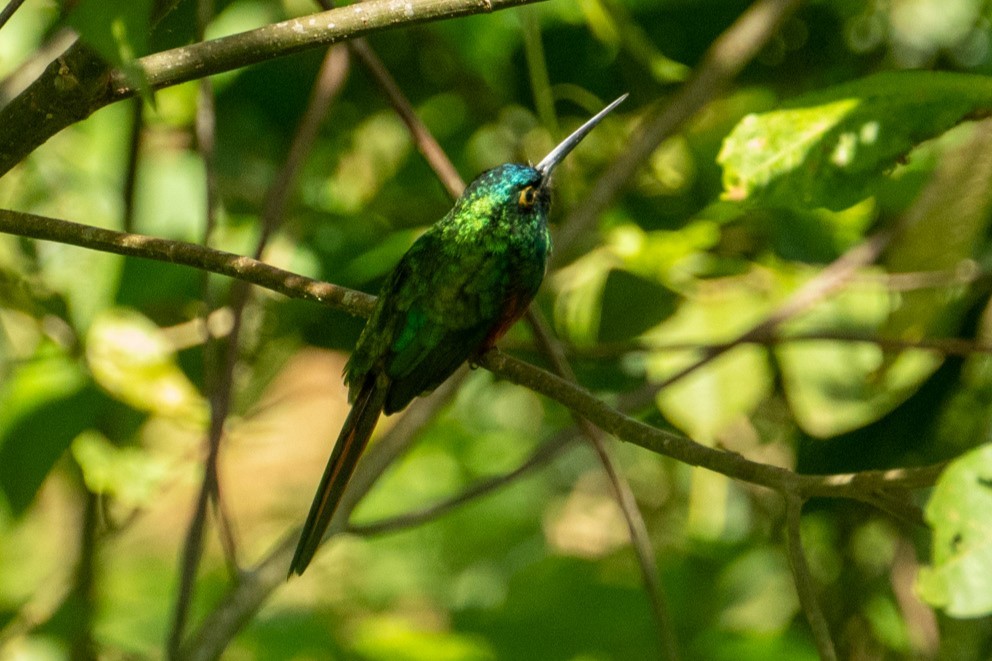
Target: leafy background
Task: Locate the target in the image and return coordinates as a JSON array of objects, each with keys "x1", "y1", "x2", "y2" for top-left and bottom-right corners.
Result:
[{"x1": 2, "y1": 0, "x2": 992, "y2": 659}]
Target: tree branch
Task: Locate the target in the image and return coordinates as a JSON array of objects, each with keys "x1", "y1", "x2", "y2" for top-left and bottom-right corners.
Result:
[
  {"x1": 0, "y1": 208, "x2": 376, "y2": 317},
  {"x1": 0, "y1": 0, "x2": 27, "y2": 31},
  {"x1": 784, "y1": 495, "x2": 837, "y2": 661},
  {"x1": 178, "y1": 373, "x2": 466, "y2": 660},
  {"x1": 0, "y1": 208, "x2": 950, "y2": 658},
  {"x1": 0, "y1": 206, "x2": 946, "y2": 502},
  {"x1": 0, "y1": 0, "x2": 545, "y2": 176}
]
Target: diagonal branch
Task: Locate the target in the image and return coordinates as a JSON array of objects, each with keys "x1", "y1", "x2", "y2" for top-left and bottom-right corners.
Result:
[
  {"x1": 526, "y1": 309, "x2": 680, "y2": 661},
  {"x1": 348, "y1": 427, "x2": 577, "y2": 536},
  {"x1": 784, "y1": 495, "x2": 837, "y2": 660},
  {"x1": 0, "y1": 0, "x2": 27, "y2": 31}
]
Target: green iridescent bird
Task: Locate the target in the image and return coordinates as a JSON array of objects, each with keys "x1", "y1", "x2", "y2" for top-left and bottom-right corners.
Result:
[{"x1": 289, "y1": 94, "x2": 627, "y2": 576}]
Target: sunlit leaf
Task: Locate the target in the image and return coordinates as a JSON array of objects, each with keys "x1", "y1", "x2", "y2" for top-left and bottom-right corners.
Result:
[
  {"x1": 65, "y1": 0, "x2": 154, "y2": 100},
  {"x1": 552, "y1": 249, "x2": 614, "y2": 345},
  {"x1": 777, "y1": 274, "x2": 941, "y2": 437},
  {"x1": 0, "y1": 352, "x2": 106, "y2": 515},
  {"x1": 85, "y1": 308, "x2": 205, "y2": 419},
  {"x1": 917, "y1": 444, "x2": 992, "y2": 617},
  {"x1": 882, "y1": 120, "x2": 992, "y2": 343},
  {"x1": 607, "y1": 221, "x2": 722, "y2": 288},
  {"x1": 717, "y1": 547, "x2": 799, "y2": 634},
  {"x1": 351, "y1": 615, "x2": 496, "y2": 661},
  {"x1": 719, "y1": 71, "x2": 992, "y2": 210},
  {"x1": 71, "y1": 431, "x2": 168, "y2": 510},
  {"x1": 645, "y1": 276, "x2": 775, "y2": 442}
]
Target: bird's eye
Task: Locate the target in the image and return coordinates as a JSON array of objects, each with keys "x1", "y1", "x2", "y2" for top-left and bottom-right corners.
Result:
[{"x1": 518, "y1": 185, "x2": 538, "y2": 209}]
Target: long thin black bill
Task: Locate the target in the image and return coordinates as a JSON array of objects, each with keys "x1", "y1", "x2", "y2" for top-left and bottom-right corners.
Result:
[{"x1": 536, "y1": 93, "x2": 629, "y2": 178}]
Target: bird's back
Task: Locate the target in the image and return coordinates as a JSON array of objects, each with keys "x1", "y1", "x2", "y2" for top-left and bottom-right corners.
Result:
[{"x1": 345, "y1": 164, "x2": 552, "y2": 414}]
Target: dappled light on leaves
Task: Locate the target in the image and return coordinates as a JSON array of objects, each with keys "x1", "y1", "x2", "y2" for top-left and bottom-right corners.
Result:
[
  {"x1": 85, "y1": 308, "x2": 205, "y2": 419},
  {"x1": 4, "y1": 0, "x2": 992, "y2": 659},
  {"x1": 71, "y1": 431, "x2": 169, "y2": 511},
  {"x1": 543, "y1": 473, "x2": 629, "y2": 559},
  {"x1": 719, "y1": 73, "x2": 992, "y2": 211},
  {"x1": 717, "y1": 547, "x2": 800, "y2": 635},
  {"x1": 776, "y1": 273, "x2": 942, "y2": 438},
  {"x1": 918, "y1": 444, "x2": 992, "y2": 618},
  {"x1": 321, "y1": 112, "x2": 412, "y2": 215}
]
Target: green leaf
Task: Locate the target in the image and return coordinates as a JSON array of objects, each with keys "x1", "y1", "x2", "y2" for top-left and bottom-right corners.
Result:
[
  {"x1": 552, "y1": 249, "x2": 614, "y2": 346},
  {"x1": 85, "y1": 308, "x2": 206, "y2": 420},
  {"x1": 644, "y1": 278, "x2": 775, "y2": 442},
  {"x1": 717, "y1": 547, "x2": 799, "y2": 634},
  {"x1": 917, "y1": 444, "x2": 992, "y2": 617},
  {"x1": 882, "y1": 120, "x2": 992, "y2": 342},
  {"x1": 777, "y1": 274, "x2": 941, "y2": 437},
  {"x1": 718, "y1": 71, "x2": 992, "y2": 211},
  {"x1": 0, "y1": 354, "x2": 108, "y2": 515},
  {"x1": 71, "y1": 431, "x2": 168, "y2": 510},
  {"x1": 65, "y1": 0, "x2": 154, "y2": 100},
  {"x1": 351, "y1": 615, "x2": 496, "y2": 661}
]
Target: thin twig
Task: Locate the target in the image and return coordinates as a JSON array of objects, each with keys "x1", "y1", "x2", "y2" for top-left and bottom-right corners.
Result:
[
  {"x1": 650, "y1": 229, "x2": 895, "y2": 392},
  {"x1": 554, "y1": 0, "x2": 804, "y2": 261},
  {"x1": 348, "y1": 427, "x2": 577, "y2": 536},
  {"x1": 69, "y1": 485, "x2": 98, "y2": 660},
  {"x1": 167, "y1": 463, "x2": 217, "y2": 659},
  {"x1": 179, "y1": 373, "x2": 466, "y2": 661},
  {"x1": 536, "y1": 331, "x2": 992, "y2": 360},
  {"x1": 195, "y1": 60, "x2": 242, "y2": 581},
  {"x1": 313, "y1": 0, "x2": 466, "y2": 196},
  {"x1": 258, "y1": 44, "x2": 351, "y2": 253},
  {"x1": 521, "y1": 8, "x2": 557, "y2": 135},
  {"x1": 167, "y1": 13, "x2": 232, "y2": 651},
  {"x1": 351, "y1": 39, "x2": 466, "y2": 198},
  {"x1": 526, "y1": 309, "x2": 679, "y2": 661},
  {"x1": 0, "y1": 0, "x2": 27, "y2": 32},
  {"x1": 784, "y1": 495, "x2": 837, "y2": 661},
  {"x1": 121, "y1": 99, "x2": 143, "y2": 233}
]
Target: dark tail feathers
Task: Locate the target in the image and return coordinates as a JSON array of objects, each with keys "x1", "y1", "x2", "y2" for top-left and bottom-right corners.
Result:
[{"x1": 289, "y1": 376, "x2": 386, "y2": 576}]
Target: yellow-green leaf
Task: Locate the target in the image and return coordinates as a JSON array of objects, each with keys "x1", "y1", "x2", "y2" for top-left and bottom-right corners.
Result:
[{"x1": 719, "y1": 71, "x2": 992, "y2": 210}]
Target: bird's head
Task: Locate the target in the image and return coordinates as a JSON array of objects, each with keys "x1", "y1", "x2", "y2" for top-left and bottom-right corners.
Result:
[{"x1": 453, "y1": 94, "x2": 628, "y2": 228}]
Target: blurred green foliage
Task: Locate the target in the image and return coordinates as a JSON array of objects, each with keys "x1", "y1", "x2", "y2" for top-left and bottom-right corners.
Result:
[{"x1": 2, "y1": 0, "x2": 992, "y2": 659}]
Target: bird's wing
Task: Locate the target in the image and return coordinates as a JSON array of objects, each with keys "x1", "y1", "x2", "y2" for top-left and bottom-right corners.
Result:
[
  {"x1": 378, "y1": 230, "x2": 509, "y2": 412},
  {"x1": 383, "y1": 315, "x2": 491, "y2": 413}
]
